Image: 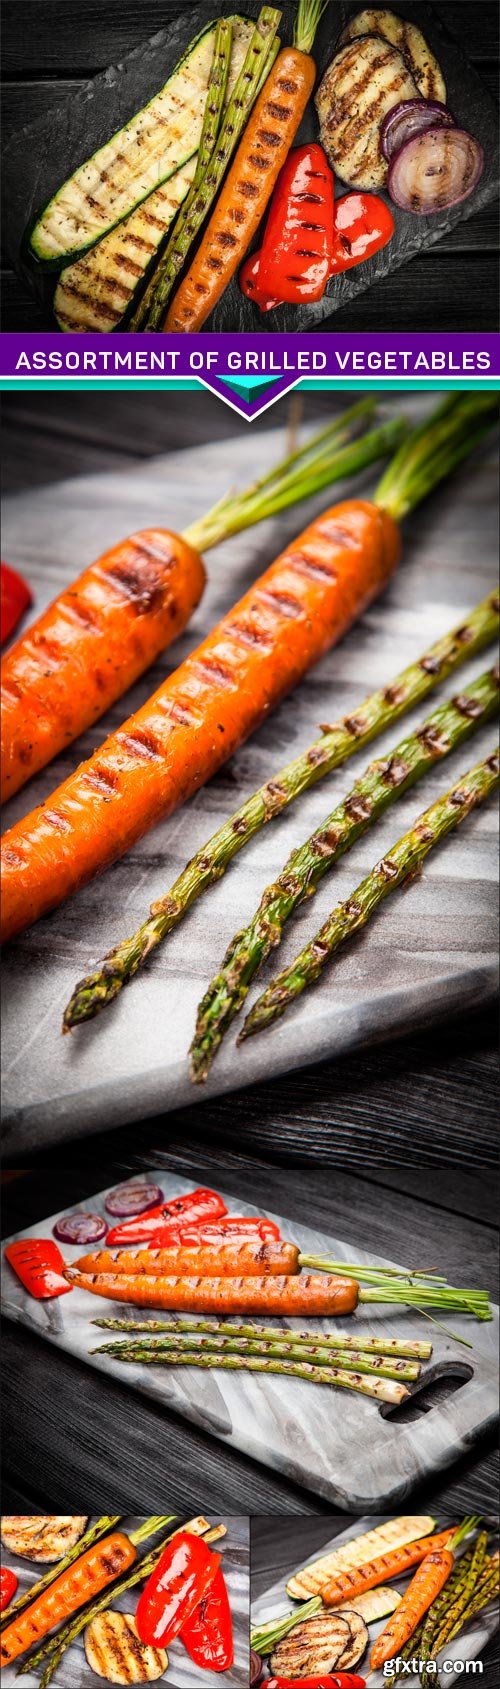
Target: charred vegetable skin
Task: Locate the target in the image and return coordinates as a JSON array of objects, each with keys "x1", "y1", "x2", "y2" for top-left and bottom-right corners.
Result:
[
  {"x1": 257, "y1": 143, "x2": 335, "y2": 304},
  {"x1": 63, "y1": 589, "x2": 499, "y2": 1029},
  {"x1": 66, "y1": 1268, "x2": 360, "y2": 1315},
  {"x1": 242, "y1": 748, "x2": 500, "y2": 1041},
  {"x1": 4, "y1": 1239, "x2": 72, "y2": 1300},
  {"x1": 132, "y1": 7, "x2": 282, "y2": 330},
  {"x1": 0, "y1": 529, "x2": 205, "y2": 804},
  {"x1": 29, "y1": 24, "x2": 230, "y2": 264},
  {"x1": 1, "y1": 500, "x2": 399, "y2": 944},
  {"x1": 0, "y1": 1532, "x2": 137, "y2": 1666},
  {"x1": 74, "y1": 1240, "x2": 299, "y2": 1277},
  {"x1": 190, "y1": 665, "x2": 499, "y2": 1078},
  {"x1": 135, "y1": 1533, "x2": 219, "y2": 1648},
  {"x1": 106, "y1": 1188, "x2": 227, "y2": 1246},
  {"x1": 164, "y1": 1, "x2": 330, "y2": 332},
  {"x1": 180, "y1": 1565, "x2": 234, "y2": 1671}
]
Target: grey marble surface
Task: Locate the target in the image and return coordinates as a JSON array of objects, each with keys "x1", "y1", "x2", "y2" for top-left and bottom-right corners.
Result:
[
  {"x1": 2, "y1": 1173, "x2": 498, "y2": 1511},
  {"x1": 1, "y1": 400, "x2": 499, "y2": 1154},
  {"x1": 0, "y1": 1515, "x2": 249, "y2": 1689},
  {"x1": 251, "y1": 1514, "x2": 500, "y2": 1686}
]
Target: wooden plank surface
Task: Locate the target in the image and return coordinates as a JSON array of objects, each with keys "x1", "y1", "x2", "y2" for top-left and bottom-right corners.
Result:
[{"x1": 1, "y1": 1, "x2": 498, "y2": 330}]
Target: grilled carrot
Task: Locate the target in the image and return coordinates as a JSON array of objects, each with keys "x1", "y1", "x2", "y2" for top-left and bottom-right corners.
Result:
[
  {"x1": 164, "y1": 45, "x2": 317, "y2": 332},
  {"x1": 0, "y1": 532, "x2": 204, "y2": 804},
  {"x1": 73, "y1": 1241, "x2": 300, "y2": 1276},
  {"x1": 64, "y1": 1270, "x2": 360, "y2": 1315},
  {"x1": 0, "y1": 1532, "x2": 136, "y2": 1666},
  {"x1": 322, "y1": 1531, "x2": 456, "y2": 1609},
  {"x1": 1, "y1": 499, "x2": 399, "y2": 942},
  {"x1": 369, "y1": 1546, "x2": 456, "y2": 1669}
]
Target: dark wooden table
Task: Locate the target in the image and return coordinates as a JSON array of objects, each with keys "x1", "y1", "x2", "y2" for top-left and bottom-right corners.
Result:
[
  {"x1": 1, "y1": 1, "x2": 499, "y2": 331},
  {"x1": 1, "y1": 389, "x2": 498, "y2": 1168},
  {"x1": 1, "y1": 1156, "x2": 498, "y2": 1679}
]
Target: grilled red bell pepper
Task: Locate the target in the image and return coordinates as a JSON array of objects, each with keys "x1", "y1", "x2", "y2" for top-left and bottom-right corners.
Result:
[
  {"x1": 4, "y1": 1238, "x2": 72, "y2": 1299},
  {"x1": 258, "y1": 143, "x2": 335, "y2": 304},
  {"x1": 1, "y1": 561, "x2": 32, "y2": 646},
  {"x1": 136, "y1": 1532, "x2": 220, "y2": 1649},
  {"x1": 0, "y1": 1569, "x2": 18, "y2": 1612},
  {"x1": 173, "y1": 1218, "x2": 281, "y2": 1246},
  {"x1": 106, "y1": 1188, "x2": 227, "y2": 1247},
  {"x1": 180, "y1": 1564, "x2": 234, "y2": 1671},
  {"x1": 330, "y1": 193, "x2": 394, "y2": 272},
  {"x1": 261, "y1": 1677, "x2": 366, "y2": 1688},
  {"x1": 240, "y1": 251, "x2": 279, "y2": 313}
]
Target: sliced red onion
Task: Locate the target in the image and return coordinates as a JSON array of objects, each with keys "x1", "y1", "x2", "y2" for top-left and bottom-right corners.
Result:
[
  {"x1": 381, "y1": 98, "x2": 455, "y2": 162},
  {"x1": 104, "y1": 1180, "x2": 164, "y2": 1217},
  {"x1": 54, "y1": 1212, "x2": 107, "y2": 1244},
  {"x1": 250, "y1": 1652, "x2": 262, "y2": 1687},
  {"x1": 388, "y1": 126, "x2": 484, "y2": 214}
]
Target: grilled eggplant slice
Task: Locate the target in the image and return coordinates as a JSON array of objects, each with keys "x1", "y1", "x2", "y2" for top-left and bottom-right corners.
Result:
[
  {"x1": 338, "y1": 9, "x2": 446, "y2": 103},
  {"x1": 286, "y1": 1518, "x2": 435, "y2": 1598},
  {"x1": 315, "y1": 36, "x2": 419, "y2": 189},
  {"x1": 84, "y1": 1611, "x2": 168, "y2": 1683},
  {"x1": 334, "y1": 1609, "x2": 369, "y2": 1669},
  {"x1": 270, "y1": 1615, "x2": 352, "y2": 1678},
  {"x1": 0, "y1": 1516, "x2": 88, "y2": 1562},
  {"x1": 30, "y1": 23, "x2": 224, "y2": 265},
  {"x1": 53, "y1": 17, "x2": 254, "y2": 331}
]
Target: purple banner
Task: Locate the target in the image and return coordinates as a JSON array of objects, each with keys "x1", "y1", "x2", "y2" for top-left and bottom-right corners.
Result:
[{"x1": 2, "y1": 332, "x2": 498, "y2": 416}]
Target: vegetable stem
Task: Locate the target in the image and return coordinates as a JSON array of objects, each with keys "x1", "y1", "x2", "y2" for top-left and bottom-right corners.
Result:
[
  {"x1": 375, "y1": 394, "x2": 499, "y2": 521},
  {"x1": 62, "y1": 592, "x2": 498, "y2": 1030},
  {"x1": 87, "y1": 1345, "x2": 410, "y2": 1403},
  {"x1": 92, "y1": 1331, "x2": 421, "y2": 1380},
  {"x1": 185, "y1": 405, "x2": 402, "y2": 552},
  {"x1": 0, "y1": 1517, "x2": 122, "y2": 1633},
  {"x1": 240, "y1": 747, "x2": 499, "y2": 1042},
  {"x1": 91, "y1": 1316, "x2": 433, "y2": 1359},
  {"x1": 131, "y1": 7, "x2": 282, "y2": 330},
  {"x1": 251, "y1": 1597, "x2": 322, "y2": 1655},
  {"x1": 294, "y1": 0, "x2": 330, "y2": 54},
  {"x1": 190, "y1": 667, "x2": 498, "y2": 1078}
]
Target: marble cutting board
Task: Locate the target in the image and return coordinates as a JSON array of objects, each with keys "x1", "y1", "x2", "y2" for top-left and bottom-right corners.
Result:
[
  {"x1": 251, "y1": 1515, "x2": 500, "y2": 1685},
  {"x1": 1, "y1": 400, "x2": 499, "y2": 1153},
  {"x1": 1, "y1": 1173, "x2": 498, "y2": 1510},
  {"x1": 0, "y1": 1514, "x2": 249, "y2": 1689}
]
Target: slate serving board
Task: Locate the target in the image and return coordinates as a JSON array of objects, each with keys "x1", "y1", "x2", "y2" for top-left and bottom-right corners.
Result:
[
  {"x1": 1, "y1": 1173, "x2": 498, "y2": 1510},
  {"x1": 1, "y1": 400, "x2": 498, "y2": 1153},
  {"x1": 0, "y1": 1514, "x2": 249, "y2": 1689},
  {"x1": 2, "y1": 2, "x2": 499, "y2": 331},
  {"x1": 251, "y1": 1515, "x2": 500, "y2": 1684}
]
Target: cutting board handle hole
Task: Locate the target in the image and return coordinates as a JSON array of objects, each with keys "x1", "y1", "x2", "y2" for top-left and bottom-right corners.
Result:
[{"x1": 379, "y1": 1362, "x2": 474, "y2": 1421}]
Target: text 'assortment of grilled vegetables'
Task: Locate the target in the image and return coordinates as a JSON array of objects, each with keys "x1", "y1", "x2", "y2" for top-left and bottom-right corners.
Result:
[
  {"x1": 1, "y1": 395, "x2": 499, "y2": 1081},
  {"x1": 26, "y1": 4, "x2": 486, "y2": 330},
  {"x1": 250, "y1": 1515, "x2": 499, "y2": 1685},
  {"x1": 3, "y1": 1178, "x2": 495, "y2": 1415},
  {"x1": 0, "y1": 1511, "x2": 242, "y2": 1685}
]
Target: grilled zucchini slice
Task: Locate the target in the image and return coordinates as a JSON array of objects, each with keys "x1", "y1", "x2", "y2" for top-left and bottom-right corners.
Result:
[
  {"x1": 53, "y1": 17, "x2": 254, "y2": 331},
  {"x1": 30, "y1": 23, "x2": 223, "y2": 265},
  {"x1": 286, "y1": 1517, "x2": 436, "y2": 1598},
  {"x1": 338, "y1": 1586, "x2": 401, "y2": 1624},
  {"x1": 84, "y1": 1611, "x2": 168, "y2": 1683},
  {"x1": 316, "y1": 35, "x2": 419, "y2": 189},
  {"x1": 338, "y1": 9, "x2": 446, "y2": 103},
  {"x1": 0, "y1": 1516, "x2": 88, "y2": 1563}
]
